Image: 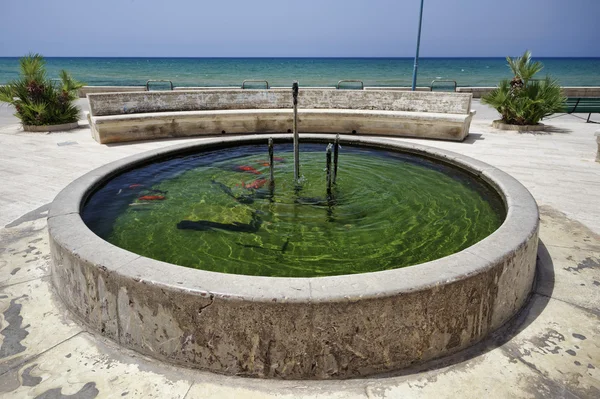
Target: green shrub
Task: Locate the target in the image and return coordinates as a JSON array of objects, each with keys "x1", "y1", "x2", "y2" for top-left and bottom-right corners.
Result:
[
  {"x1": 0, "y1": 54, "x2": 84, "y2": 126},
  {"x1": 482, "y1": 51, "x2": 565, "y2": 125}
]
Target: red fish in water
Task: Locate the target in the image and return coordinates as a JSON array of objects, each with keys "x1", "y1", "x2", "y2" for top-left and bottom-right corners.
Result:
[
  {"x1": 129, "y1": 184, "x2": 144, "y2": 189},
  {"x1": 138, "y1": 195, "x2": 165, "y2": 201},
  {"x1": 256, "y1": 158, "x2": 285, "y2": 166},
  {"x1": 236, "y1": 165, "x2": 261, "y2": 175},
  {"x1": 243, "y1": 179, "x2": 268, "y2": 190}
]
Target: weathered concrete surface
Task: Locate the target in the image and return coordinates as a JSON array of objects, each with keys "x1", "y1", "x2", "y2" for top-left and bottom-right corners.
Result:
[
  {"x1": 22, "y1": 122, "x2": 79, "y2": 133},
  {"x1": 1, "y1": 205, "x2": 597, "y2": 397},
  {"x1": 363, "y1": 86, "x2": 432, "y2": 91},
  {"x1": 0, "y1": 218, "x2": 81, "y2": 379},
  {"x1": 536, "y1": 206, "x2": 600, "y2": 314},
  {"x1": 457, "y1": 86, "x2": 600, "y2": 98},
  {"x1": 47, "y1": 135, "x2": 538, "y2": 379},
  {"x1": 559, "y1": 87, "x2": 600, "y2": 98},
  {"x1": 87, "y1": 89, "x2": 475, "y2": 144},
  {"x1": 88, "y1": 90, "x2": 472, "y2": 116},
  {"x1": 0, "y1": 334, "x2": 193, "y2": 398},
  {"x1": 0, "y1": 99, "x2": 599, "y2": 396},
  {"x1": 0, "y1": 217, "x2": 51, "y2": 288},
  {"x1": 78, "y1": 86, "x2": 146, "y2": 98},
  {"x1": 456, "y1": 87, "x2": 496, "y2": 98},
  {"x1": 492, "y1": 120, "x2": 547, "y2": 132},
  {"x1": 90, "y1": 109, "x2": 473, "y2": 144}
]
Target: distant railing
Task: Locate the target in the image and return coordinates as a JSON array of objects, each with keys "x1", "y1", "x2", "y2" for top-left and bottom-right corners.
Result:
[
  {"x1": 337, "y1": 80, "x2": 364, "y2": 90},
  {"x1": 430, "y1": 79, "x2": 457, "y2": 92},
  {"x1": 146, "y1": 80, "x2": 174, "y2": 91},
  {"x1": 241, "y1": 80, "x2": 270, "y2": 89}
]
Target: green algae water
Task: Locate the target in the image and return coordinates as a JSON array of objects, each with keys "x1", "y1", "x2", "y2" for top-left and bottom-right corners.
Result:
[{"x1": 82, "y1": 143, "x2": 505, "y2": 277}]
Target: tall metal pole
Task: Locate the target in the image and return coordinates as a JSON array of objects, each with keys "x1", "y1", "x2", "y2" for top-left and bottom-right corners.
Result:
[
  {"x1": 292, "y1": 81, "x2": 300, "y2": 182},
  {"x1": 411, "y1": 0, "x2": 425, "y2": 91}
]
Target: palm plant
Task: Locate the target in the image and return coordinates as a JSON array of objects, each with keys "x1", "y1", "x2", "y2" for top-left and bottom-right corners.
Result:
[
  {"x1": 482, "y1": 50, "x2": 565, "y2": 125},
  {"x1": 0, "y1": 54, "x2": 84, "y2": 126}
]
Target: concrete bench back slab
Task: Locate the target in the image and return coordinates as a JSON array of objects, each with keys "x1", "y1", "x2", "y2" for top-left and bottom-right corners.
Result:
[
  {"x1": 87, "y1": 89, "x2": 475, "y2": 144},
  {"x1": 88, "y1": 89, "x2": 473, "y2": 116}
]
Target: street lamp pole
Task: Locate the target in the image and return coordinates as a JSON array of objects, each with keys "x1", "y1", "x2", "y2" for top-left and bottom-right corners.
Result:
[{"x1": 411, "y1": 0, "x2": 425, "y2": 91}]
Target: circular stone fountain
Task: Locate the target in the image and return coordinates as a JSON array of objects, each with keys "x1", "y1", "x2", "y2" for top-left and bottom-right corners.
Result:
[{"x1": 48, "y1": 134, "x2": 539, "y2": 379}]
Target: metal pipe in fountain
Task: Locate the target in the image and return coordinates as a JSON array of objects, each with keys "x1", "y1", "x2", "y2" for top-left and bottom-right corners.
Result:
[
  {"x1": 326, "y1": 143, "x2": 333, "y2": 198},
  {"x1": 333, "y1": 133, "x2": 340, "y2": 184},
  {"x1": 268, "y1": 137, "x2": 275, "y2": 198},
  {"x1": 292, "y1": 81, "x2": 300, "y2": 182},
  {"x1": 268, "y1": 137, "x2": 274, "y2": 183}
]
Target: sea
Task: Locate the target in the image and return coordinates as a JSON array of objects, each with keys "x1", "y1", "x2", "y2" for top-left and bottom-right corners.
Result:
[{"x1": 0, "y1": 57, "x2": 599, "y2": 88}]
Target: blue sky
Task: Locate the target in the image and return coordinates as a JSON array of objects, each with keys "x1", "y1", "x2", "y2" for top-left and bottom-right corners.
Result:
[{"x1": 1, "y1": 0, "x2": 599, "y2": 57}]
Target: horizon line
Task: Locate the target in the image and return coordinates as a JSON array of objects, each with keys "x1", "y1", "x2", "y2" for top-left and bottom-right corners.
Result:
[{"x1": 1, "y1": 55, "x2": 599, "y2": 59}]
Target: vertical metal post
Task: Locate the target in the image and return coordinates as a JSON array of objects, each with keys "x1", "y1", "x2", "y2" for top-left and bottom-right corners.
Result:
[
  {"x1": 268, "y1": 138, "x2": 274, "y2": 183},
  {"x1": 268, "y1": 138, "x2": 275, "y2": 199},
  {"x1": 411, "y1": 0, "x2": 425, "y2": 91},
  {"x1": 326, "y1": 143, "x2": 333, "y2": 197},
  {"x1": 333, "y1": 133, "x2": 340, "y2": 184},
  {"x1": 292, "y1": 81, "x2": 300, "y2": 182}
]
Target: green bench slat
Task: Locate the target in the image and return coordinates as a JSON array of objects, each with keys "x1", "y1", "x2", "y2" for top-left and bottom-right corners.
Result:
[{"x1": 563, "y1": 98, "x2": 600, "y2": 113}]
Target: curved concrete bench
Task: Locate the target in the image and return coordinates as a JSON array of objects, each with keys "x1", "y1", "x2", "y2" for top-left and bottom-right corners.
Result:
[{"x1": 87, "y1": 89, "x2": 475, "y2": 144}]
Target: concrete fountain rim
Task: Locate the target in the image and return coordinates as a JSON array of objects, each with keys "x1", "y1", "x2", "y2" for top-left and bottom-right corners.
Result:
[{"x1": 48, "y1": 133, "x2": 539, "y2": 304}]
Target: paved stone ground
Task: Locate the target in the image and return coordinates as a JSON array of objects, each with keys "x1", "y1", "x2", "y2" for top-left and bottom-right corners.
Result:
[{"x1": 0, "y1": 100, "x2": 598, "y2": 398}]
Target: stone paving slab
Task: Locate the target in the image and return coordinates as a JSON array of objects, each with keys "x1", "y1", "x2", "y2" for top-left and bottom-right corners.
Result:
[
  {"x1": 537, "y1": 244, "x2": 600, "y2": 314},
  {"x1": 186, "y1": 383, "x2": 362, "y2": 399},
  {"x1": 0, "y1": 334, "x2": 193, "y2": 398},
  {"x1": 0, "y1": 276, "x2": 82, "y2": 377},
  {"x1": 538, "y1": 206, "x2": 600, "y2": 251},
  {"x1": 183, "y1": 343, "x2": 582, "y2": 398},
  {"x1": 372, "y1": 343, "x2": 582, "y2": 399},
  {"x1": 499, "y1": 296, "x2": 600, "y2": 398},
  {"x1": 0, "y1": 221, "x2": 50, "y2": 288}
]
